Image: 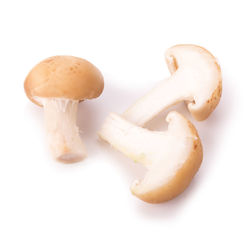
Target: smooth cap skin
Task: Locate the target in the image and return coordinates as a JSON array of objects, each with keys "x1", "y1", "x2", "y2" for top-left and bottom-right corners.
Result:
[
  {"x1": 24, "y1": 56, "x2": 104, "y2": 106},
  {"x1": 165, "y1": 44, "x2": 222, "y2": 121}
]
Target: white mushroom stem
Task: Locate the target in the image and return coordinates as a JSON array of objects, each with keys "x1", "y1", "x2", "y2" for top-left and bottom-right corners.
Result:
[
  {"x1": 42, "y1": 98, "x2": 87, "y2": 163},
  {"x1": 123, "y1": 70, "x2": 193, "y2": 126}
]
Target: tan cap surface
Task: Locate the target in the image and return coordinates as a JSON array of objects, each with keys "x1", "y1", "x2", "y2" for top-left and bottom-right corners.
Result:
[{"x1": 24, "y1": 56, "x2": 104, "y2": 106}]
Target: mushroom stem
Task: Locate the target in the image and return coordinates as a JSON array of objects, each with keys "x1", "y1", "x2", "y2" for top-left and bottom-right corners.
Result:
[
  {"x1": 99, "y1": 112, "x2": 156, "y2": 168},
  {"x1": 123, "y1": 71, "x2": 192, "y2": 126},
  {"x1": 42, "y1": 98, "x2": 87, "y2": 163},
  {"x1": 99, "y1": 112, "x2": 194, "y2": 170}
]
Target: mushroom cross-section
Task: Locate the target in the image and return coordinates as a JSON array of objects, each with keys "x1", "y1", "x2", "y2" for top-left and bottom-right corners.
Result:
[
  {"x1": 99, "y1": 111, "x2": 203, "y2": 203},
  {"x1": 123, "y1": 44, "x2": 222, "y2": 126},
  {"x1": 24, "y1": 56, "x2": 104, "y2": 163}
]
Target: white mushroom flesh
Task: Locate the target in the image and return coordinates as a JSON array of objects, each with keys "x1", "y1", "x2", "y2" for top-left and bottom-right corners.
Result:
[
  {"x1": 41, "y1": 98, "x2": 87, "y2": 163},
  {"x1": 99, "y1": 111, "x2": 197, "y2": 193},
  {"x1": 123, "y1": 46, "x2": 220, "y2": 126}
]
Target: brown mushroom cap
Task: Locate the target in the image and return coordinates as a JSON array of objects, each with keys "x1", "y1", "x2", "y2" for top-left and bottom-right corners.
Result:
[{"x1": 24, "y1": 56, "x2": 104, "y2": 106}]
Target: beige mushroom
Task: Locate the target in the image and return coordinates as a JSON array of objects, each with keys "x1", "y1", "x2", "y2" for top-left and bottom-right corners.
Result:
[
  {"x1": 24, "y1": 56, "x2": 104, "y2": 163},
  {"x1": 99, "y1": 111, "x2": 203, "y2": 203},
  {"x1": 123, "y1": 44, "x2": 222, "y2": 126}
]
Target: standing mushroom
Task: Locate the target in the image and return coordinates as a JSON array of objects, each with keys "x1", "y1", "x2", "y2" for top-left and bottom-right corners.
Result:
[{"x1": 24, "y1": 56, "x2": 104, "y2": 163}]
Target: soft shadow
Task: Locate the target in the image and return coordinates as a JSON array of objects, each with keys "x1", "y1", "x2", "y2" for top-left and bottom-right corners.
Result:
[
  {"x1": 191, "y1": 76, "x2": 234, "y2": 182},
  {"x1": 24, "y1": 101, "x2": 44, "y2": 124},
  {"x1": 133, "y1": 177, "x2": 201, "y2": 220}
]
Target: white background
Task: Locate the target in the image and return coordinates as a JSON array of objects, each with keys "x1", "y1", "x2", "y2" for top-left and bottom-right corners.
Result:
[{"x1": 0, "y1": 0, "x2": 249, "y2": 249}]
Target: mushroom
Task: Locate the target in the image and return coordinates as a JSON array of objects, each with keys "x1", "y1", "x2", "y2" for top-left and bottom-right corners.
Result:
[
  {"x1": 99, "y1": 111, "x2": 203, "y2": 203},
  {"x1": 123, "y1": 44, "x2": 222, "y2": 126},
  {"x1": 24, "y1": 56, "x2": 104, "y2": 163}
]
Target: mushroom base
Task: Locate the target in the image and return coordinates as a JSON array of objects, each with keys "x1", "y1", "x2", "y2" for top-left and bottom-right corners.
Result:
[{"x1": 42, "y1": 98, "x2": 87, "y2": 163}]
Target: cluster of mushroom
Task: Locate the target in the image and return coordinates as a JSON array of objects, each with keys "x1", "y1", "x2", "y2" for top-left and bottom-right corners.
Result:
[
  {"x1": 99, "y1": 45, "x2": 222, "y2": 203},
  {"x1": 24, "y1": 44, "x2": 222, "y2": 204}
]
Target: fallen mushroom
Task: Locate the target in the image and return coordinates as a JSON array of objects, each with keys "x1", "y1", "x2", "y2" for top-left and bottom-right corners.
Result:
[
  {"x1": 123, "y1": 44, "x2": 222, "y2": 126},
  {"x1": 99, "y1": 111, "x2": 202, "y2": 203},
  {"x1": 24, "y1": 56, "x2": 104, "y2": 163}
]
